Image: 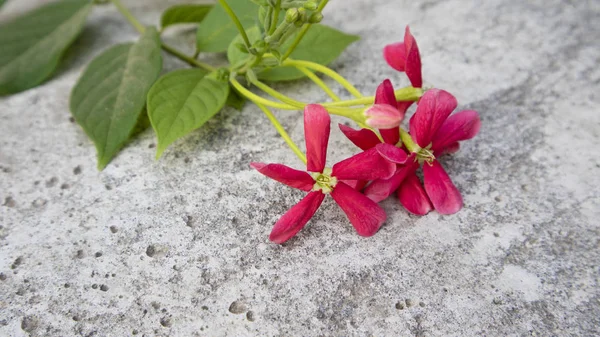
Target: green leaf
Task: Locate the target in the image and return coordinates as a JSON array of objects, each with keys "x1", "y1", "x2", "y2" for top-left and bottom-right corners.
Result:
[
  {"x1": 0, "y1": 0, "x2": 92, "y2": 95},
  {"x1": 70, "y1": 27, "x2": 163, "y2": 170},
  {"x1": 161, "y1": 4, "x2": 213, "y2": 29},
  {"x1": 227, "y1": 25, "x2": 360, "y2": 82},
  {"x1": 147, "y1": 69, "x2": 230, "y2": 158},
  {"x1": 196, "y1": 0, "x2": 258, "y2": 53},
  {"x1": 0, "y1": 0, "x2": 5, "y2": 8},
  {"x1": 227, "y1": 26, "x2": 261, "y2": 68},
  {"x1": 226, "y1": 86, "x2": 246, "y2": 111}
]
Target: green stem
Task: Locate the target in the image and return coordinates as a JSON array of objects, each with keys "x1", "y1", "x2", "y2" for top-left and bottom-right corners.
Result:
[
  {"x1": 233, "y1": 74, "x2": 360, "y2": 119},
  {"x1": 247, "y1": 77, "x2": 357, "y2": 116},
  {"x1": 255, "y1": 102, "x2": 307, "y2": 164},
  {"x1": 230, "y1": 76, "x2": 297, "y2": 110},
  {"x1": 251, "y1": 80, "x2": 306, "y2": 108},
  {"x1": 295, "y1": 65, "x2": 340, "y2": 101},
  {"x1": 280, "y1": 0, "x2": 329, "y2": 61},
  {"x1": 162, "y1": 44, "x2": 215, "y2": 72},
  {"x1": 218, "y1": 0, "x2": 251, "y2": 49},
  {"x1": 110, "y1": 0, "x2": 145, "y2": 34},
  {"x1": 282, "y1": 59, "x2": 362, "y2": 98},
  {"x1": 322, "y1": 87, "x2": 423, "y2": 107},
  {"x1": 269, "y1": 0, "x2": 281, "y2": 36}
]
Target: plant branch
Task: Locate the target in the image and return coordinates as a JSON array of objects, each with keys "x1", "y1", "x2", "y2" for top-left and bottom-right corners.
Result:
[
  {"x1": 280, "y1": 0, "x2": 329, "y2": 61},
  {"x1": 161, "y1": 44, "x2": 215, "y2": 72},
  {"x1": 322, "y1": 87, "x2": 423, "y2": 107},
  {"x1": 294, "y1": 65, "x2": 340, "y2": 101},
  {"x1": 229, "y1": 77, "x2": 297, "y2": 110},
  {"x1": 283, "y1": 59, "x2": 362, "y2": 98},
  {"x1": 269, "y1": 0, "x2": 281, "y2": 36},
  {"x1": 251, "y1": 80, "x2": 306, "y2": 108},
  {"x1": 218, "y1": 0, "x2": 252, "y2": 49},
  {"x1": 110, "y1": 0, "x2": 145, "y2": 34},
  {"x1": 255, "y1": 102, "x2": 307, "y2": 164}
]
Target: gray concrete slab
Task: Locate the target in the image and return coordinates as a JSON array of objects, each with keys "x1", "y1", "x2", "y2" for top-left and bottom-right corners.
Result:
[{"x1": 1, "y1": 0, "x2": 599, "y2": 336}]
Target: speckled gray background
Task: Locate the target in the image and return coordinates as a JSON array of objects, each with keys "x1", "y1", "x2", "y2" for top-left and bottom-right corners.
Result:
[{"x1": 1, "y1": 0, "x2": 599, "y2": 336}]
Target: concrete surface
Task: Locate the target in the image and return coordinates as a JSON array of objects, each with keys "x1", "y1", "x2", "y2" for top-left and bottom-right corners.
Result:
[{"x1": 1, "y1": 0, "x2": 599, "y2": 336}]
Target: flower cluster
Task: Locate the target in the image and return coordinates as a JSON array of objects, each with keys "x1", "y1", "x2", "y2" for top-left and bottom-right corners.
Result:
[{"x1": 252, "y1": 26, "x2": 481, "y2": 243}]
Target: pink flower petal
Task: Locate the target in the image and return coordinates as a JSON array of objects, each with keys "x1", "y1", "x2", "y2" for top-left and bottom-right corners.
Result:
[
  {"x1": 397, "y1": 174, "x2": 433, "y2": 215},
  {"x1": 332, "y1": 147, "x2": 396, "y2": 181},
  {"x1": 304, "y1": 104, "x2": 330, "y2": 172},
  {"x1": 364, "y1": 161, "x2": 418, "y2": 202},
  {"x1": 375, "y1": 143, "x2": 408, "y2": 164},
  {"x1": 379, "y1": 128, "x2": 400, "y2": 146},
  {"x1": 423, "y1": 160, "x2": 463, "y2": 215},
  {"x1": 375, "y1": 79, "x2": 397, "y2": 107},
  {"x1": 396, "y1": 100, "x2": 414, "y2": 113},
  {"x1": 342, "y1": 179, "x2": 368, "y2": 191},
  {"x1": 383, "y1": 42, "x2": 406, "y2": 72},
  {"x1": 339, "y1": 124, "x2": 381, "y2": 151},
  {"x1": 379, "y1": 101, "x2": 412, "y2": 145},
  {"x1": 404, "y1": 26, "x2": 422, "y2": 88},
  {"x1": 409, "y1": 89, "x2": 458, "y2": 148},
  {"x1": 269, "y1": 191, "x2": 326, "y2": 244},
  {"x1": 250, "y1": 162, "x2": 314, "y2": 191},
  {"x1": 440, "y1": 142, "x2": 460, "y2": 155},
  {"x1": 330, "y1": 182, "x2": 386, "y2": 237},
  {"x1": 431, "y1": 110, "x2": 481, "y2": 153},
  {"x1": 365, "y1": 104, "x2": 403, "y2": 129}
]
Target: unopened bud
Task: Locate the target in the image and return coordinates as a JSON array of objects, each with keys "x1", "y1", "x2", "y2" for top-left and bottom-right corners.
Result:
[
  {"x1": 285, "y1": 8, "x2": 299, "y2": 23},
  {"x1": 297, "y1": 7, "x2": 307, "y2": 22},
  {"x1": 303, "y1": 1, "x2": 318, "y2": 10},
  {"x1": 364, "y1": 104, "x2": 403, "y2": 129},
  {"x1": 308, "y1": 12, "x2": 323, "y2": 23}
]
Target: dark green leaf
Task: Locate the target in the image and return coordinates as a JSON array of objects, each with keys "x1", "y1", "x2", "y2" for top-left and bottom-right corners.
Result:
[
  {"x1": 227, "y1": 25, "x2": 359, "y2": 82},
  {"x1": 70, "y1": 27, "x2": 163, "y2": 170},
  {"x1": 161, "y1": 4, "x2": 213, "y2": 29},
  {"x1": 226, "y1": 86, "x2": 246, "y2": 111},
  {"x1": 0, "y1": 0, "x2": 92, "y2": 95},
  {"x1": 0, "y1": 0, "x2": 5, "y2": 8},
  {"x1": 147, "y1": 69, "x2": 230, "y2": 158},
  {"x1": 196, "y1": 0, "x2": 258, "y2": 53}
]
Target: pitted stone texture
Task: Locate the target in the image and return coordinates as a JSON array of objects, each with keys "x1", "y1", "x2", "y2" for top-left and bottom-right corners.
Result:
[{"x1": 1, "y1": 0, "x2": 599, "y2": 336}]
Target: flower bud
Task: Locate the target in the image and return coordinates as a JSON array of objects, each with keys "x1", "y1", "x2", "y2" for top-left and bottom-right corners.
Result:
[
  {"x1": 308, "y1": 12, "x2": 323, "y2": 23},
  {"x1": 364, "y1": 104, "x2": 403, "y2": 129},
  {"x1": 297, "y1": 7, "x2": 308, "y2": 22},
  {"x1": 303, "y1": 1, "x2": 318, "y2": 10},
  {"x1": 285, "y1": 8, "x2": 299, "y2": 23}
]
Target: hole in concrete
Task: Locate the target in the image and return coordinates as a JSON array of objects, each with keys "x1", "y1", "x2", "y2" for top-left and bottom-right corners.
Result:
[{"x1": 228, "y1": 300, "x2": 247, "y2": 314}]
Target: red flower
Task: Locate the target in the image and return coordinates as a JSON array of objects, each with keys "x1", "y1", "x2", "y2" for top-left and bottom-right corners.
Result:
[
  {"x1": 340, "y1": 80, "x2": 411, "y2": 174},
  {"x1": 383, "y1": 26, "x2": 422, "y2": 88},
  {"x1": 369, "y1": 89, "x2": 480, "y2": 215},
  {"x1": 251, "y1": 104, "x2": 396, "y2": 243}
]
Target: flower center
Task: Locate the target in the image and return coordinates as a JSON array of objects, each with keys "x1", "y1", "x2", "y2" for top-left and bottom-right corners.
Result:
[
  {"x1": 311, "y1": 167, "x2": 338, "y2": 194},
  {"x1": 400, "y1": 129, "x2": 436, "y2": 165},
  {"x1": 415, "y1": 146, "x2": 436, "y2": 165}
]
